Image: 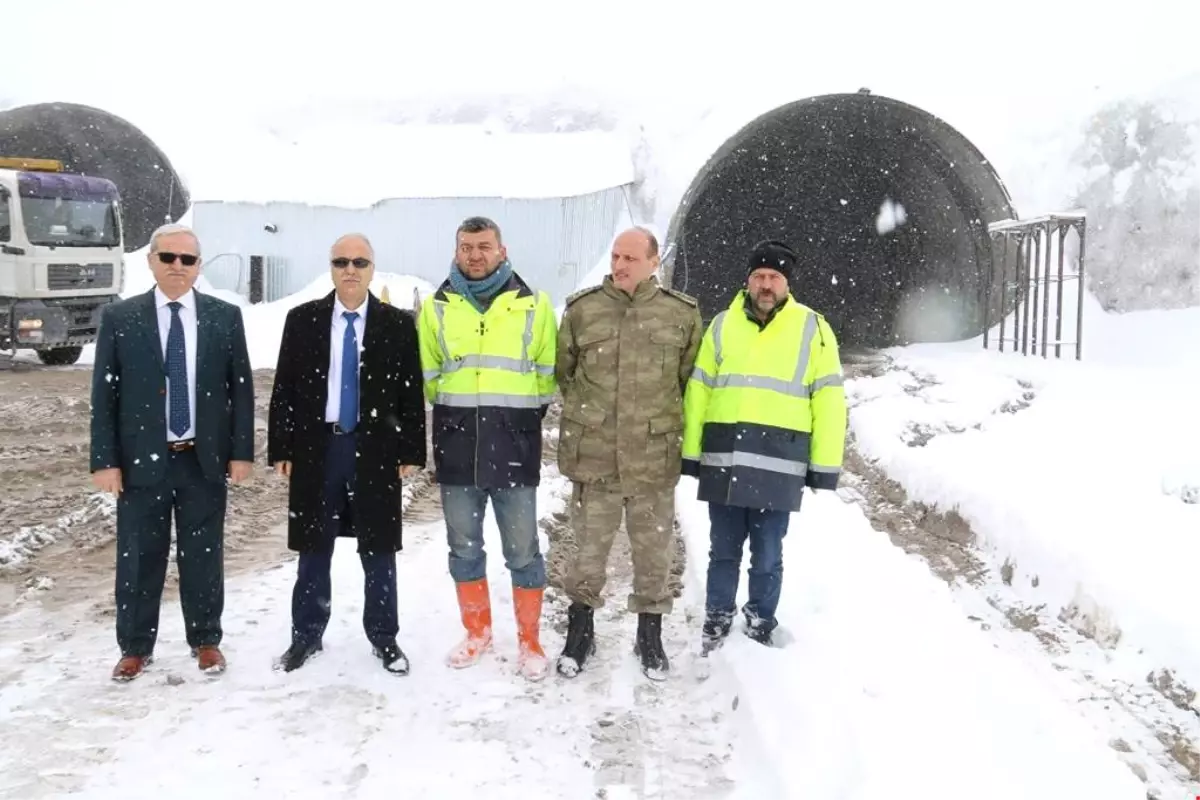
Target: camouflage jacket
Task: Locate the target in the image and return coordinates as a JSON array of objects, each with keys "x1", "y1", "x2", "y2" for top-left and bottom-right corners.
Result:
[{"x1": 555, "y1": 275, "x2": 703, "y2": 492}]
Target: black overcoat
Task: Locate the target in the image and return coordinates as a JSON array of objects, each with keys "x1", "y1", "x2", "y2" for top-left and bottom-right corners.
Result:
[{"x1": 267, "y1": 291, "x2": 426, "y2": 553}]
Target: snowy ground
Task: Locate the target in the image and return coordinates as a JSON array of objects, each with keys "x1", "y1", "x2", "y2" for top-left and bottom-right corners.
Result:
[
  {"x1": 675, "y1": 483, "x2": 1151, "y2": 800},
  {"x1": 830, "y1": 295, "x2": 1200, "y2": 797},
  {"x1": 0, "y1": 468, "x2": 749, "y2": 800}
]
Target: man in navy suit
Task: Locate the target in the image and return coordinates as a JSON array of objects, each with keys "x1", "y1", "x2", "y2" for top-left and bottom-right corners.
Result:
[{"x1": 90, "y1": 223, "x2": 256, "y2": 682}]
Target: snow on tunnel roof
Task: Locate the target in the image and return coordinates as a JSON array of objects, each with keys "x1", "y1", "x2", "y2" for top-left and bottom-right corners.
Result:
[{"x1": 181, "y1": 125, "x2": 636, "y2": 207}]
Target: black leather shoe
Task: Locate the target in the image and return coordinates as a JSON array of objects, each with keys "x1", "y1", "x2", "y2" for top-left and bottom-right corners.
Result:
[
  {"x1": 275, "y1": 640, "x2": 322, "y2": 672},
  {"x1": 373, "y1": 641, "x2": 410, "y2": 675}
]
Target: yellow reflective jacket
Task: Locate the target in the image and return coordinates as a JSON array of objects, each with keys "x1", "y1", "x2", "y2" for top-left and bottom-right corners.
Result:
[
  {"x1": 681, "y1": 291, "x2": 846, "y2": 511},
  {"x1": 417, "y1": 272, "x2": 557, "y2": 488}
]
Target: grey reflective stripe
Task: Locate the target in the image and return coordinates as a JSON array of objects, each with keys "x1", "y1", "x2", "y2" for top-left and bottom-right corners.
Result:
[
  {"x1": 792, "y1": 312, "x2": 819, "y2": 390},
  {"x1": 433, "y1": 302, "x2": 453, "y2": 369},
  {"x1": 711, "y1": 311, "x2": 728, "y2": 367},
  {"x1": 706, "y1": 312, "x2": 832, "y2": 399},
  {"x1": 690, "y1": 366, "x2": 716, "y2": 388},
  {"x1": 810, "y1": 374, "x2": 844, "y2": 393},
  {"x1": 710, "y1": 373, "x2": 796, "y2": 394},
  {"x1": 435, "y1": 392, "x2": 543, "y2": 409},
  {"x1": 432, "y1": 303, "x2": 543, "y2": 377},
  {"x1": 700, "y1": 451, "x2": 808, "y2": 477},
  {"x1": 447, "y1": 354, "x2": 529, "y2": 372},
  {"x1": 807, "y1": 463, "x2": 840, "y2": 474},
  {"x1": 520, "y1": 308, "x2": 535, "y2": 364},
  {"x1": 422, "y1": 369, "x2": 441, "y2": 381}
]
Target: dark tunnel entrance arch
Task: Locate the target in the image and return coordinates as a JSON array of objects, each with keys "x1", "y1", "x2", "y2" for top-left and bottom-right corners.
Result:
[
  {"x1": 0, "y1": 102, "x2": 190, "y2": 252},
  {"x1": 663, "y1": 92, "x2": 1016, "y2": 351}
]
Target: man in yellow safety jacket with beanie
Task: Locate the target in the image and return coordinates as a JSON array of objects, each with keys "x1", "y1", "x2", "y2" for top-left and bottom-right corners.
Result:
[
  {"x1": 418, "y1": 216, "x2": 558, "y2": 681},
  {"x1": 681, "y1": 239, "x2": 847, "y2": 652}
]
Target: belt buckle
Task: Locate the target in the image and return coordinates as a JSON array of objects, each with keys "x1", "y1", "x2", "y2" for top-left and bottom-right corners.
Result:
[{"x1": 332, "y1": 423, "x2": 346, "y2": 435}]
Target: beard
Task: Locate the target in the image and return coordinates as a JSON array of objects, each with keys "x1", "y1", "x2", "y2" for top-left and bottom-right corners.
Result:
[{"x1": 753, "y1": 290, "x2": 783, "y2": 312}]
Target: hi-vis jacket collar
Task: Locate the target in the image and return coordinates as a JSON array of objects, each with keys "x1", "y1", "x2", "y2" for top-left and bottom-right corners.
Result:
[{"x1": 433, "y1": 271, "x2": 534, "y2": 303}]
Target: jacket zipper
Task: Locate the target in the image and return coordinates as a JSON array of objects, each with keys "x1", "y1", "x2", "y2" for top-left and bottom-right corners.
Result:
[{"x1": 474, "y1": 316, "x2": 484, "y2": 486}]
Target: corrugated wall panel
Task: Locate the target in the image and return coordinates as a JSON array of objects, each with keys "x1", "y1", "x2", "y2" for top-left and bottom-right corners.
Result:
[
  {"x1": 200, "y1": 252, "x2": 246, "y2": 294},
  {"x1": 191, "y1": 187, "x2": 630, "y2": 306}
]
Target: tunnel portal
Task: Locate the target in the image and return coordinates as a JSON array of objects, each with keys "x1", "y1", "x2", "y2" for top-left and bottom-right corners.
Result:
[
  {"x1": 664, "y1": 92, "x2": 1017, "y2": 350},
  {"x1": 0, "y1": 102, "x2": 190, "y2": 252}
]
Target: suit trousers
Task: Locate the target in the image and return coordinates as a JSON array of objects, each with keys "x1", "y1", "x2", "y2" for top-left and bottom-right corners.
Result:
[
  {"x1": 115, "y1": 448, "x2": 226, "y2": 656},
  {"x1": 290, "y1": 431, "x2": 399, "y2": 648}
]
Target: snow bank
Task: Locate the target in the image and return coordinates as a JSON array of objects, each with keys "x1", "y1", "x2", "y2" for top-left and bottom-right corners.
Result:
[
  {"x1": 79, "y1": 269, "x2": 433, "y2": 370},
  {"x1": 848, "y1": 304, "x2": 1200, "y2": 688},
  {"x1": 675, "y1": 485, "x2": 1146, "y2": 799},
  {"x1": 239, "y1": 271, "x2": 436, "y2": 369}
]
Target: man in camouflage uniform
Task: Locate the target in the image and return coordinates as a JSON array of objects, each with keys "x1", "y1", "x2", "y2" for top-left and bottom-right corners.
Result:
[{"x1": 554, "y1": 226, "x2": 702, "y2": 680}]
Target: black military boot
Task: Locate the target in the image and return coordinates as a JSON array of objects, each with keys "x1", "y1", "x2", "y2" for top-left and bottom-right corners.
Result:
[
  {"x1": 556, "y1": 602, "x2": 595, "y2": 678},
  {"x1": 634, "y1": 612, "x2": 669, "y2": 681}
]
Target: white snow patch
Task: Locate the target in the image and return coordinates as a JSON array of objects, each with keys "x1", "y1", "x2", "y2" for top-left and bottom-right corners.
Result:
[
  {"x1": 676, "y1": 482, "x2": 1147, "y2": 799},
  {"x1": 848, "y1": 301, "x2": 1200, "y2": 691}
]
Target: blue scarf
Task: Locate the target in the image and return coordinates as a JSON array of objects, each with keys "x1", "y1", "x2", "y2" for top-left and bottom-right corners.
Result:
[{"x1": 449, "y1": 258, "x2": 513, "y2": 314}]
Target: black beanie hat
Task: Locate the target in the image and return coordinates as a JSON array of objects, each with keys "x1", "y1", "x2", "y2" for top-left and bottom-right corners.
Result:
[{"x1": 747, "y1": 239, "x2": 797, "y2": 281}]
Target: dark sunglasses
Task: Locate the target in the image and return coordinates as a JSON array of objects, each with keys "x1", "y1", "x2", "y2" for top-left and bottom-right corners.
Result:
[
  {"x1": 331, "y1": 257, "x2": 372, "y2": 269},
  {"x1": 157, "y1": 252, "x2": 199, "y2": 266}
]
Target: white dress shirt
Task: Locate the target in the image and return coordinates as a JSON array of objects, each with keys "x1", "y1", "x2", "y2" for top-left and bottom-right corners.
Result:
[
  {"x1": 325, "y1": 295, "x2": 368, "y2": 423},
  {"x1": 155, "y1": 286, "x2": 198, "y2": 441}
]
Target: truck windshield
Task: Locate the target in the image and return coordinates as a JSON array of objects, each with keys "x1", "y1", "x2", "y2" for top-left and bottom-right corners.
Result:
[{"x1": 17, "y1": 171, "x2": 120, "y2": 248}]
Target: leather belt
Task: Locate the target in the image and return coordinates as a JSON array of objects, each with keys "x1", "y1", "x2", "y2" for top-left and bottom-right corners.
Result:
[{"x1": 167, "y1": 439, "x2": 195, "y2": 452}]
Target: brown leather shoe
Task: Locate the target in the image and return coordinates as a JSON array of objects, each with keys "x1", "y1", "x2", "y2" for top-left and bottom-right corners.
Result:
[
  {"x1": 195, "y1": 645, "x2": 226, "y2": 674},
  {"x1": 112, "y1": 654, "x2": 151, "y2": 682}
]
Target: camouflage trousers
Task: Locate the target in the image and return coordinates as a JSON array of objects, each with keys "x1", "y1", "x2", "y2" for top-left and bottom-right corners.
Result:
[{"x1": 563, "y1": 482, "x2": 675, "y2": 615}]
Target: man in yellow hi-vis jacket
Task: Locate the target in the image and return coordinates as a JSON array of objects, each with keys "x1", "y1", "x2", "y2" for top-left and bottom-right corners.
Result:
[
  {"x1": 681, "y1": 239, "x2": 847, "y2": 652},
  {"x1": 418, "y1": 216, "x2": 558, "y2": 681}
]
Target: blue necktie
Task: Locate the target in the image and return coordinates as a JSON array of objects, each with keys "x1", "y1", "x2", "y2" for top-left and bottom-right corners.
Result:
[
  {"x1": 166, "y1": 301, "x2": 190, "y2": 437},
  {"x1": 339, "y1": 311, "x2": 360, "y2": 432}
]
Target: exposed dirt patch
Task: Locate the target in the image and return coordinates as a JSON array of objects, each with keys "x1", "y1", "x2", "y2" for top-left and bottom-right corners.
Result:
[
  {"x1": 0, "y1": 368, "x2": 292, "y2": 620},
  {"x1": 839, "y1": 444, "x2": 986, "y2": 586}
]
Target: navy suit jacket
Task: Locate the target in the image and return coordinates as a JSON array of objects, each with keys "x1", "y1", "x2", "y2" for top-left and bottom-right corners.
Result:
[{"x1": 90, "y1": 288, "x2": 256, "y2": 487}]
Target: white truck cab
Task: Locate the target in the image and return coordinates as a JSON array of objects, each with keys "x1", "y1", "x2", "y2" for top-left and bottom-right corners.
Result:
[{"x1": 0, "y1": 156, "x2": 125, "y2": 365}]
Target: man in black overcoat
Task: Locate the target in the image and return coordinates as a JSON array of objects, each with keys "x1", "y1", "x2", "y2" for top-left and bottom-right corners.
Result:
[
  {"x1": 267, "y1": 233, "x2": 426, "y2": 674},
  {"x1": 90, "y1": 223, "x2": 256, "y2": 682}
]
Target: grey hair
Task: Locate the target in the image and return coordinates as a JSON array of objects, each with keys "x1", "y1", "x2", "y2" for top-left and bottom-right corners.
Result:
[
  {"x1": 331, "y1": 232, "x2": 374, "y2": 259},
  {"x1": 148, "y1": 223, "x2": 201, "y2": 255}
]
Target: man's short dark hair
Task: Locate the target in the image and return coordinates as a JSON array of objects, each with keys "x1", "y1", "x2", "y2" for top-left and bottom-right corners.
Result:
[{"x1": 457, "y1": 216, "x2": 503, "y2": 245}]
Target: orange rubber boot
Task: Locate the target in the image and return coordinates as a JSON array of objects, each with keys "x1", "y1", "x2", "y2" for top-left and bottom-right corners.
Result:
[
  {"x1": 447, "y1": 578, "x2": 493, "y2": 668},
  {"x1": 514, "y1": 586, "x2": 548, "y2": 682}
]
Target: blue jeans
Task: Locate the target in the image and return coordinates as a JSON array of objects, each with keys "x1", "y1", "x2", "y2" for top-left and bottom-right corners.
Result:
[
  {"x1": 705, "y1": 502, "x2": 790, "y2": 634},
  {"x1": 441, "y1": 485, "x2": 546, "y2": 589}
]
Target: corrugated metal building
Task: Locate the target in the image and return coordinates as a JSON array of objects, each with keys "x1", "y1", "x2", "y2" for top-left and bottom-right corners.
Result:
[{"x1": 190, "y1": 128, "x2": 637, "y2": 305}]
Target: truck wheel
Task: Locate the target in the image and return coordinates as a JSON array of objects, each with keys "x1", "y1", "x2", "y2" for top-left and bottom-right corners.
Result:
[{"x1": 36, "y1": 346, "x2": 84, "y2": 366}]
